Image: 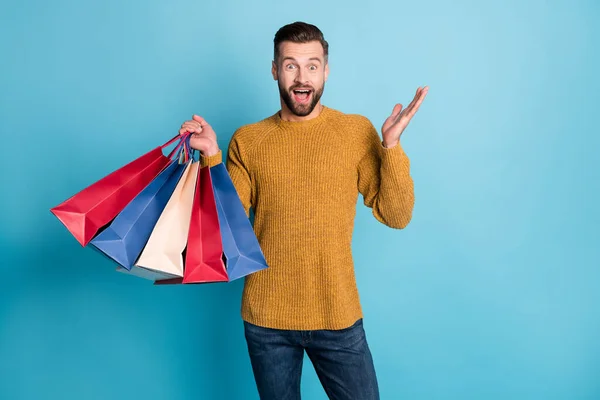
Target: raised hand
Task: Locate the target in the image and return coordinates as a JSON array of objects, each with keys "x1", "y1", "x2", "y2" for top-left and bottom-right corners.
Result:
[
  {"x1": 179, "y1": 115, "x2": 220, "y2": 156},
  {"x1": 381, "y1": 86, "x2": 429, "y2": 148}
]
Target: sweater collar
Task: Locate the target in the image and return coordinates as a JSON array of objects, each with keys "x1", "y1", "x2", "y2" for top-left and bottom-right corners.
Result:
[{"x1": 273, "y1": 105, "x2": 331, "y2": 129}]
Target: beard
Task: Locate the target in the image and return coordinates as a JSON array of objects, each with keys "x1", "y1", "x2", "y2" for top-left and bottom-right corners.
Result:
[{"x1": 278, "y1": 81, "x2": 325, "y2": 117}]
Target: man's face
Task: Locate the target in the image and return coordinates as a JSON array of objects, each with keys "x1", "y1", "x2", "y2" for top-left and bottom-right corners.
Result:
[{"x1": 272, "y1": 41, "x2": 329, "y2": 117}]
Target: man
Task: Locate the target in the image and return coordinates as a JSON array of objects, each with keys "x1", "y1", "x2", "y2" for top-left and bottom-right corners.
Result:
[{"x1": 179, "y1": 21, "x2": 428, "y2": 400}]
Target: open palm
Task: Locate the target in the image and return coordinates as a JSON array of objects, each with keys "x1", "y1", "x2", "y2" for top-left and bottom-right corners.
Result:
[{"x1": 381, "y1": 86, "x2": 428, "y2": 147}]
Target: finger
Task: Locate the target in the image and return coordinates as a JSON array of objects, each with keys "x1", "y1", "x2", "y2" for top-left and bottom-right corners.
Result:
[
  {"x1": 416, "y1": 86, "x2": 428, "y2": 103},
  {"x1": 407, "y1": 87, "x2": 422, "y2": 109},
  {"x1": 180, "y1": 121, "x2": 194, "y2": 130},
  {"x1": 182, "y1": 122, "x2": 202, "y2": 133},
  {"x1": 404, "y1": 87, "x2": 426, "y2": 116},
  {"x1": 180, "y1": 128, "x2": 199, "y2": 136},
  {"x1": 398, "y1": 91, "x2": 418, "y2": 120},
  {"x1": 408, "y1": 87, "x2": 428, "y2": 116},
  {"x1": 185, "y1": 121, "x2": 202, "y2": 130},
  {"x1": 390, "y1": 103, "x2": 403, "y2": 119}
]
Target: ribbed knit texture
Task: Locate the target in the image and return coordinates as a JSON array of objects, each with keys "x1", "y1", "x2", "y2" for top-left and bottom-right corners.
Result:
[{"x1": 200, "y1": 106, "x2": 414, "y2": 330}]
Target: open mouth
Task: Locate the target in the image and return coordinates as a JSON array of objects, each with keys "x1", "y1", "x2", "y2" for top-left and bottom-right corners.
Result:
[{"x1": 292, "y1": 88, "x2": 312, "y2": 104}]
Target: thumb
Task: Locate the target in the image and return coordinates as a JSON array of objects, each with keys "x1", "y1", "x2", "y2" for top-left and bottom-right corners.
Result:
[
  {"x1": 192, "y1": 114, "x2": 207, "y2": 126},
  {"x1": 390, "y1": 103, "x2": 403, "y2": 119}
]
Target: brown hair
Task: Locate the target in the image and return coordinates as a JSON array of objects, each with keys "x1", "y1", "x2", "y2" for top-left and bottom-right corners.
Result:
[{"x1": 273, "y1": 22, "x2": 329, "y2": 64}]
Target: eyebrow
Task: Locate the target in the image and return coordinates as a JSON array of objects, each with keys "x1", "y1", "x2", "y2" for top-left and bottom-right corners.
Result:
[{"x1": 282, "y1": 57, "x2": 323, "y2": 64}]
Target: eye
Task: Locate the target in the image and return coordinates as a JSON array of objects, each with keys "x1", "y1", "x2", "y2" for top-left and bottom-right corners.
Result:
[
  {"x1": 286, "y1": 64, "x2": 296, "y2": 70},
  {"x1": 309, "y1": 65, "x2": 318, "y2": 71}
]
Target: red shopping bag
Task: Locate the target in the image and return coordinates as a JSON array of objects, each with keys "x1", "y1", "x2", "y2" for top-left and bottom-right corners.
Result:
[
  {"x1": 51, "y1": 135, "x2": 182, "y2": 246},
  {"x1": 183, "y1": 165, "x2": 228, "y2": 283}
]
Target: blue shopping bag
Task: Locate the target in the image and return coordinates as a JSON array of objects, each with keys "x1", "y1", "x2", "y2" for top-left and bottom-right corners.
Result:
[
  {"x1": 210, "y1": 163, "x2": 268, "y2": 280},
  {"x1": 90, "y1": 137, "x2": 191, "y2": 270}
]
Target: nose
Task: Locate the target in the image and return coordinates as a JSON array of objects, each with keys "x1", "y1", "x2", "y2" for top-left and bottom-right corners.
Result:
[{"x1": 295, "y1": 67, "x2": 308, "y2": 85}]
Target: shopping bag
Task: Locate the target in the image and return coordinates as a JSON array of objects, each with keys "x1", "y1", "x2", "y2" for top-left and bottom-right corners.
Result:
[
  {"x1": 131, "y1": 161, "x2": 199, "y2": 278},
  {"x1": 90, "y1": 139, "x2": 191, "y2": 270},
  {"x1": 182, "y1": 164, "x2": 228, "y2": 283},
  {"x1": 210, "y1": 163, "x2": 268, "y2": 280},
  {"x1": 50, "y1": 135, "x2": 181, "y2": 246},
  {"x1": 115, "y1": 265, "x2": 179, "y2": 282}
]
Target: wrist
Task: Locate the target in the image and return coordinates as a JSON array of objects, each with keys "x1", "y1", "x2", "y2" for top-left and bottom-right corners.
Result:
[
  {"x1": 202, "y1": 145, "x2": 220, "y2": 157},
  {"x1": 382, "y1": 139, "x2": 399, "y2": 149}
]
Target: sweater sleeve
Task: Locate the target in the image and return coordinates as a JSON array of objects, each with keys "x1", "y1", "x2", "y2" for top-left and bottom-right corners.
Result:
[
  {"x1": 199, "y1": 150, "x2": 223, "y2": 168},
  {"x1": 224, "y1": 135, "x2": 253, "y2": 218},
  {"x1": 357, "y1": 120, "x2": 415, "y2": 229}
]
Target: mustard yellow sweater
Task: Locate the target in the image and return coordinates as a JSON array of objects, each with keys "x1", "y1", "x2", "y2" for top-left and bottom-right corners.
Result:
[{"x1": 200, "y1": 105, "x2": 414, "y2": 330}]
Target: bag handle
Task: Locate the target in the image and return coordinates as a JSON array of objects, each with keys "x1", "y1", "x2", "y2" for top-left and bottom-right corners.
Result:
[
  {"x1": 161, "y1": 134, "x2": 181, "y2": 149},
  {"x1": 166, "y1": 133, "x2": 194, "y2": 162}
]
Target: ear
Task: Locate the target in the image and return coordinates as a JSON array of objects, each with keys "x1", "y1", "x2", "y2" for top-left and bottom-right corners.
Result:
[
  {"x1": 324, "y1": 62, "x2": 330, "y2": 82},
  {"x1": 271, "y1": 60, "x2": 278, "y2": 80}
]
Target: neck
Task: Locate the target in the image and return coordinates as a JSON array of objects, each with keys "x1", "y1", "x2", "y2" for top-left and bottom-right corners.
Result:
[{"x1": 278, "y1": 101, "x2": 324, "y2": 122}]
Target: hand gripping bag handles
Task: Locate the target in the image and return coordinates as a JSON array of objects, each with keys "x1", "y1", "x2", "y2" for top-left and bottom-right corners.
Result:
[
  {"x1": 90, "y1": 137, "x2": 192, "y2": 270},
  {"x1": 50, "y1": 135, "x2": 181, "y2": 246},
  {"x1": 210, "y1": 163, "x2": 268, "y2": 280}
]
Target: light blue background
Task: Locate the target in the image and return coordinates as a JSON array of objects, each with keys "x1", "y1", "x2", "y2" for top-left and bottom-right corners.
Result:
[{"x1": 1, "y1": 0, "x2": 599, "y2": 399}]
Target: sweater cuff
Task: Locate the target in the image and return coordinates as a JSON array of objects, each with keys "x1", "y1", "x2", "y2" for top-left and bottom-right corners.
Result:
[
  {"x1": 199, "y1": 150, "x2": 223, "y2": 168},
  {"x1": 379, "y1": 140, "x2": 410, "y2": 169}
]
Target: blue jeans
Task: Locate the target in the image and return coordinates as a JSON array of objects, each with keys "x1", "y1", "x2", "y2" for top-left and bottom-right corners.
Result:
[{"x1": 243, "y1": 318, "x2": 380, "y2": 400}]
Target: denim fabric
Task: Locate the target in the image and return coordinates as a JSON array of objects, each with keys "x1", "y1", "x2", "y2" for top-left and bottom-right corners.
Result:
[{"x1": 243, "y1": 318, "x2": 380, "y2": 400}]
